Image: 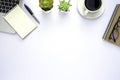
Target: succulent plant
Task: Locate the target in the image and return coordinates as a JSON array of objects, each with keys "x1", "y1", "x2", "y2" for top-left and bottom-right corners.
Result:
[
  {"x1": 39, "y1": 0, "x2": 54, "y2": 11},
  {"x1": 58, "y1": 0, "x2": 72, "y2": 12}
]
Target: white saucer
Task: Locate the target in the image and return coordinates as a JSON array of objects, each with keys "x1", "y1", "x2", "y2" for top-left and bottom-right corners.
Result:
[{"x1": 77, "y1": 0, "x2": 105, "y2": 19}]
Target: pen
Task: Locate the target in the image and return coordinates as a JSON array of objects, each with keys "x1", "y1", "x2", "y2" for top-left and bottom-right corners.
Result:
[{"x1": 24, "y1": 4, "x2": 40, "y2": 24}]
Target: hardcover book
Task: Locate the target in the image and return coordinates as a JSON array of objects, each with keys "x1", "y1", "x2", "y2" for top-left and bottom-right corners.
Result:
[{"x1": 103, "y1": 4, "x2": 120, "y2": 46}]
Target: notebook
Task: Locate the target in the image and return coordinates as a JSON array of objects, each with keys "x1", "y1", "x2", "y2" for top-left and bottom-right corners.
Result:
[
  {"x1": 0, "y1": 0, "x2": 22, "y2": 33},
  {"x1": 4, "y1": 5, "x2": 37, "y2": 39},
  {"x1": 103, "y1": 4, "x2": 120, "y2": 47}
]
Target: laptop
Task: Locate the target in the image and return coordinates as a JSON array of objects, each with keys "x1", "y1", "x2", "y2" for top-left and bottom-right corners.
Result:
[{"x1": 0, "y1": 0, "x2": 23, "y2": 33}]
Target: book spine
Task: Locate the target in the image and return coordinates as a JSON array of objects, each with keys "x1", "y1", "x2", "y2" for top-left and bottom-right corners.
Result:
[{"x1": 102, "y1": 4, "x2": 119, "y2": 40}]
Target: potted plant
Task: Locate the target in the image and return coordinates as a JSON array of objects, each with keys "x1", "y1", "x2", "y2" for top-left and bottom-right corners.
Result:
[
  {"x1": 58, "y1": 0, "x2": 72, "y2": 12},
  {"x1": 39, "y1": 0, "x2": 54, "y2": 12}
]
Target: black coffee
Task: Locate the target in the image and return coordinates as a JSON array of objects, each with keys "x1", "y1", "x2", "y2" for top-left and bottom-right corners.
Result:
[{"x1": 85, "y1": 0, "x2": 102, "y2": 11}]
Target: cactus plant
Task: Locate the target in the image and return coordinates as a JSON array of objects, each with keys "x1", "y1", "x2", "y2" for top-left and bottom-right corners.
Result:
[
  {"x1": 58, "y1": 0, "x2": 72, "y2": 12},
  {"x1": 39, "y1": 0, "x2": 54, "y2": 11}
]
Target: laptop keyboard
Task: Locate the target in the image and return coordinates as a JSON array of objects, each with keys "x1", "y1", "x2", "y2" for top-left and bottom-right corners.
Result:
[{"x1": 0, "y1": 0, "x2": 19, "y2": 13}]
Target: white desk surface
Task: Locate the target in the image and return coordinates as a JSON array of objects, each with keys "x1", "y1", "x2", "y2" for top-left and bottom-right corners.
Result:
[{"x1": 0, "y1": 0, "x2": 120, "y2": 80}]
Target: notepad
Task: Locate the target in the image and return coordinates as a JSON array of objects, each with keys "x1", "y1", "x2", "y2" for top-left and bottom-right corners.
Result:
[{"x1": 4, "y1": 5, "x2": 37, "y2": 39}]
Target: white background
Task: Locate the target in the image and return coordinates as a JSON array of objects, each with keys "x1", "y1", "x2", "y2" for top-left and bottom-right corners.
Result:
[{"x1": 0, "y1": 0, "x2": 120, "y2": 80}]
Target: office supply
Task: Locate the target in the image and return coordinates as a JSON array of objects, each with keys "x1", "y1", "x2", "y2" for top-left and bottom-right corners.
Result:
[
  {"x1": 4, "y1": 5, "x2": 37, "y2": 39},
  {"x1": 77, "y1": 0, "x2": 104, "y2": 19},
  {"x1": 0, "y1": 0, "x2": 22, "y2": 33},
  {"x1": 103, "y1": 4, "x2": 120, "y2": 47},
  {"x1": 24, "y1": 4, "x2": 40, "y2": 24}
]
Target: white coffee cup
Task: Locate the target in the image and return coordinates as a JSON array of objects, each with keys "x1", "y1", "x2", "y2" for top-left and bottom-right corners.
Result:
[{"x1": 77, "y1": 0, "x2": 104, "y2": 19}]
